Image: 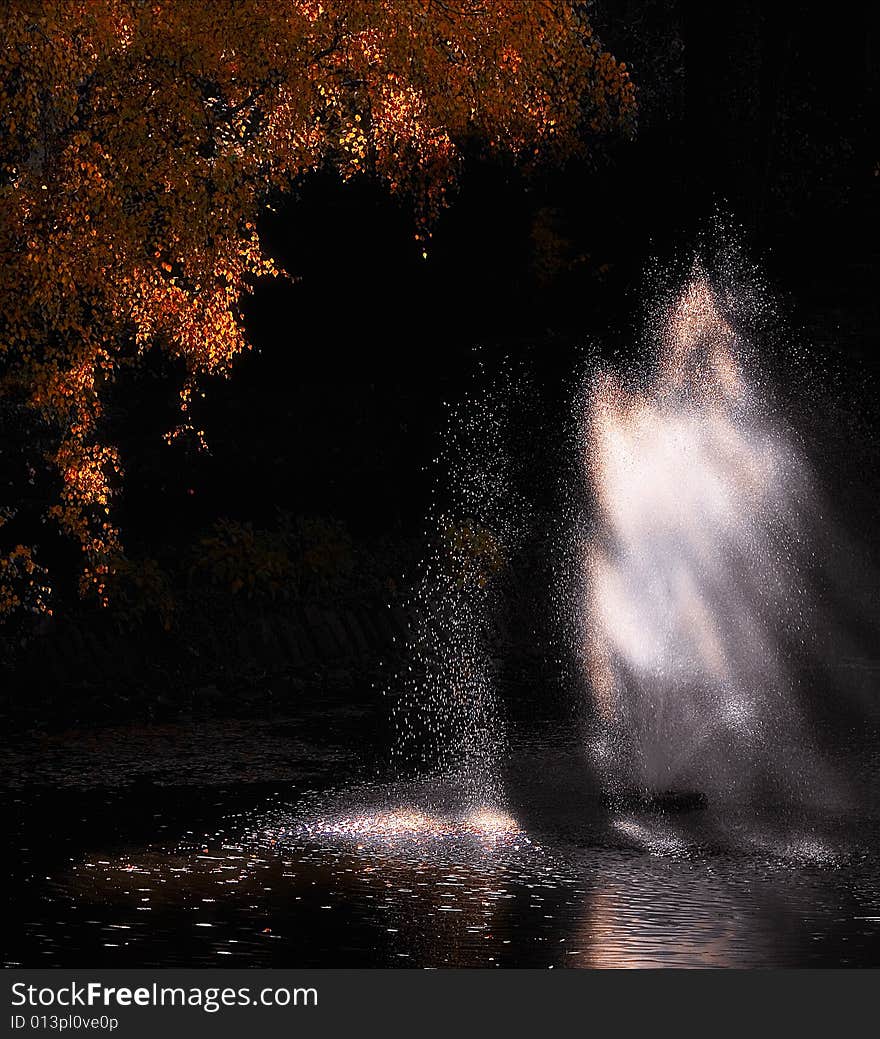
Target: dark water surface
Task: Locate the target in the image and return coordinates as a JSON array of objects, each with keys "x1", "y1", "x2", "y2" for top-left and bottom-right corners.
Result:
[{"x1": 4, "y1": 713, "x2": 880, "y2": 969}]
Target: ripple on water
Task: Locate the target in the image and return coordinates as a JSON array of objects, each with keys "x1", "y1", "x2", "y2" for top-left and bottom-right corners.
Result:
[{"x1": 11, "y1": 777, "x2": 878, "y2": 969}]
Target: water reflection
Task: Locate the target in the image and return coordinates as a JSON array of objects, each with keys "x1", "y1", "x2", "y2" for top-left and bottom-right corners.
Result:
[
  {"x1": 12, "y1": 780, "x2": 877, "y2": 969},
  {"x1": 573, "y1": 856, "x2": 797, "y2": 968}
]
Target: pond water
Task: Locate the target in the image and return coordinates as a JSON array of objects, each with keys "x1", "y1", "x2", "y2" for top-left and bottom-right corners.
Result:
[{"x1": 5, "y1": 714, "x2": 880, "y2": 969}]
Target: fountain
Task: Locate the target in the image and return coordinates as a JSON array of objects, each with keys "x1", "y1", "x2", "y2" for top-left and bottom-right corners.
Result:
[
  {"x1": 389, "y1": 372, "x2": 526, "y2": 817},
  {"x1": 576, "y1": 267, "x2": 849, "y2": 815},
  {"x1": 380, "y1": 239, "x2": 880, "y2": 849}
]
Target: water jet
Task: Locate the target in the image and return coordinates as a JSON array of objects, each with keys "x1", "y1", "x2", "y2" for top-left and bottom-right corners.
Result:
[{"x1": 575, "y1": 264, "x2": 849, "y2": 819}]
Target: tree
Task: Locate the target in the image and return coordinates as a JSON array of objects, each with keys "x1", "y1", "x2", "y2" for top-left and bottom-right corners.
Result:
[{"x1": 0, "y1": 0, "x2": 635, "y2": 617}]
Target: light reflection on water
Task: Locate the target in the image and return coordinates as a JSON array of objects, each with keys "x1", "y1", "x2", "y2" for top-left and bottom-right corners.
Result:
[{"x1": 11, "y1": 778, "x2": 880, "y2": 969}]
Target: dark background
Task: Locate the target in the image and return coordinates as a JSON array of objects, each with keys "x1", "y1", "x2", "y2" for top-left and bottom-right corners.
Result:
[{"x1": 116, "y1": 0, "x2": 878, "y2": 550}]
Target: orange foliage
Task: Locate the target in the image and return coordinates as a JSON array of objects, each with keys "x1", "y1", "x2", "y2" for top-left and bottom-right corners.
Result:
[
  {"x1": 0, "y1": 1, "x2": 635, "y2": 611},
  {"x1": 0, "y1": 542, "x2": 52, "y2": 620}
]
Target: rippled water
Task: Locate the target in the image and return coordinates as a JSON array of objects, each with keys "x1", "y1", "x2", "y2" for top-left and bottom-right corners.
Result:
[{"x1": 5, "y1": 718, "x2": 880, "y2": 969}]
